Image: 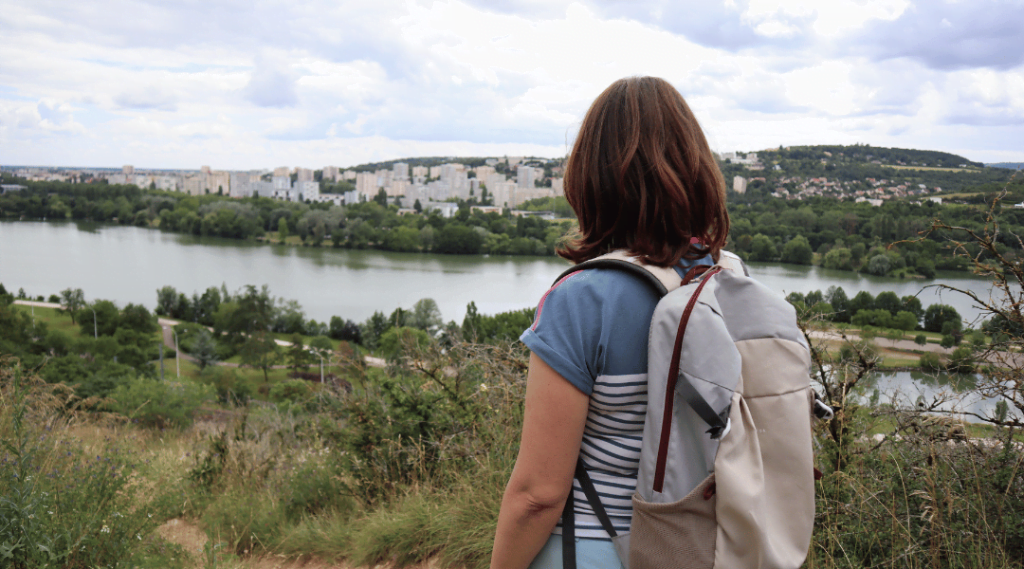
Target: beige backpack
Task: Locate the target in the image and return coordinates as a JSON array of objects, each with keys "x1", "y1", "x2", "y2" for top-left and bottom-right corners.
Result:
[{"x1": 557, "y1": 251, "x2": 829, "y2": 569}]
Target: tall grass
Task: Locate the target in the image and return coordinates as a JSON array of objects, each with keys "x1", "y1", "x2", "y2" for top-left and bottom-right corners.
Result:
[{"x1": 0, "y1": 358, "x2": 171, "y2": 568}]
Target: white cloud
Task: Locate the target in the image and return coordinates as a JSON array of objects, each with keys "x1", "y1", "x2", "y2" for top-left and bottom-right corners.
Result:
[{"x1": 0, "y1": 0, "x2": 1021, "y2": 168}]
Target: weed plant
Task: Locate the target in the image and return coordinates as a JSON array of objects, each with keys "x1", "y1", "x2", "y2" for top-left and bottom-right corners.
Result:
[{"x1": 0, "y1": 358, "x2": 170, "y2": 568}]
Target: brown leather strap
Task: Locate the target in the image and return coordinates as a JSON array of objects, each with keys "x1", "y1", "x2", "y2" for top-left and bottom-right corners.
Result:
[
  {"x1": 681, "y1": 264, "x2": 712, "y2": 286},
  {"x1": 653, "y1": 267, "x2": 721, "y2": 493}
]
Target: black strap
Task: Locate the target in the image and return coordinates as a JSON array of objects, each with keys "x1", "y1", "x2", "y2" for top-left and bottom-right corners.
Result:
[
  {"x1": 562, "y1": 458, "x2": 618, "y2": 569},
  {"x1": 676, "y1": 376, "x2": 730, "y2": 439},
  {"x1": 574, "y1": 459, "x2": 618, "y2": 538},
  {"x1": 554, "y1": 259, "x2": 669, "y2": 296},
  {"x1": 561, "y1": 490, "x2": 576, "y2": 569}
]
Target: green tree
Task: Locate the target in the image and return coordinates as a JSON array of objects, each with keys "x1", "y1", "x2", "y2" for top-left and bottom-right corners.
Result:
[
  {"x1": 848, "y1": 291, "x2": 875, "y2": 316},
  {"x1": 414, "y1": 199, "x2": 423, "y2": 213},
  {"x1": 378, "y1": 326, "x2": 431, "y2": 362},
  {"x1": 120, "y1": 303, "x2": 157, "y2": 334},
  {"x1": 914, "y1": 334, "x2": 927, "y2": 346},
  {"x1": 361, "y1": 311, "x2": 391, "y2": 350},
  {"x1": 924, "y1": 304, "x2": 962, "y2": 334},
  {"x1": 893, "y1": 311, "x2": 919, "y2": 331},
  {"x1": 874, "y1": 291, "x2": 902, "y2": 316},
  {"x1": 80, "y1": 300, "x2": 120, "y2": 336},
  {"x1": 278, "y1": 217, "x2": 289, "y2": 241},
  {"x1": 287, "y1": 333, "x2": 309, "y2": 370},
  {"x1": 191, "y1": 329, "x2": 220, "y2": 370},
  {"x1": 409, "y1": 298, "x2": 443, "y2": 333},
  {"x1": 825, "y1": 286, "x2": 850, "y2": 322},
  {"x1": 59, "y1": 287, "x2": 85, "y2": 324},
  {"x1": 156, "y1": 285, "x2": 178, "y2": 316},
  {"x1": 748, "y1": 234, "x2": 777, "y2": 262},
  {"x1": 900, "y1": 295, "x2": 925, "y2": 322},
  {"x1": 781, "y1": 235, "x2": 813, "y2": 265},
  {"x1": 240, "y1": 331, "x2": 279, "y2": 382},
  {"x1": 822, "y1": 247, "x2": 853, "y2": 270}
]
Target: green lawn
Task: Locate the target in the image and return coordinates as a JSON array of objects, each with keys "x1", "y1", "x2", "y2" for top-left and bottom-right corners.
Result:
[{"x1": 14, "y1": 304, "x2": 85, "y2": 338}]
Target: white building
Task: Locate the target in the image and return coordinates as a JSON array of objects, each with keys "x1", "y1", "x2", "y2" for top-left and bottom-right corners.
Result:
[
  {"x1": 474, "y1": 165, "x2": 496, "y2": 181},
  {"x1": 423, "y1": 201, "x2": 459, "y2": 218},
  {"x1": 356, "y1": 172, "x2": 379, "y2": 199},
  {"x1": 296, "y1": 168, "x2": 314, "y2": 182},
  {"x1": 517, "y1": 165, "x2": 538, "y2": 188},
  {"x1": 411, "y1": 165, "x2": 428, "y2": 178},
  {"x1": 393, "y1": 162, "x2": 409, "y2": 180},
  {"x1": 295, "y1": 180, "x2": 320, "y2": 201},
  {"x1": 551, "y1": 177, "x2": 564, "y2": 196},
  {"x1": 733, "y1": 176, "x2": 747, "y2": 194},
  {"x1": 155, "y1": 175, "x2": 181, "y2": 192},
  {"x1": 323, "y1": 166, "x2": 339, "y2": 182},
  {"x1": 229, "y1": 172, "x2": 252, "y2": 198},
  {"x1": 252, "y1": 180, "x2": 275, "y2": 198},
  {"x1": 272, "y1": 176, "x2": 291, "y2": 191}
]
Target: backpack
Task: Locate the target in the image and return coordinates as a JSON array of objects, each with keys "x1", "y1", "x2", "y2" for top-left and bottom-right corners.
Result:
[{"x1": 556, "y1": 250, "x2": 829, "y2": 569}]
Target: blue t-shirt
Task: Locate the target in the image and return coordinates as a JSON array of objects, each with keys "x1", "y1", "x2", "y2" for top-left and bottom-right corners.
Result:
[{"x1": 520, "y1": 255, "x2": 712, "y2": 539}]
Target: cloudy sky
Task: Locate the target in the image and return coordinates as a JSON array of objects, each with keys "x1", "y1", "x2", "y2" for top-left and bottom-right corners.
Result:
[{"x1": 1, "y1": 0, "x2": 1022, "y2": 170}]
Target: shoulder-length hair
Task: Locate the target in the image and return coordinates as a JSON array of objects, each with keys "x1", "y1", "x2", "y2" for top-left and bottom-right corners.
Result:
[{"x1": 558, "y1": 76, "x2": 729, "y2": 266}]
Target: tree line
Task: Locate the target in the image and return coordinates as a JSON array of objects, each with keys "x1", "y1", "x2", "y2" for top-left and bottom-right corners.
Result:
[{"x1": 0, "y1": 180, "x2": 569, "y2": 257}]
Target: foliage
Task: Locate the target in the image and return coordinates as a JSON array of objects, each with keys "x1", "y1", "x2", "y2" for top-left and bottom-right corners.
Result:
[
  {"x1": 107, "y1": 377, "x2": 213, "y2": 428},
  {"x1": 58, "y1": 287, "x2": 85, "y2": 324},
  {"x1": 919, "y1": 351, "x2": 943, "y2": 371},
  {"x1": 0, "y1": 359, "x2": 167, "y2": 568}
]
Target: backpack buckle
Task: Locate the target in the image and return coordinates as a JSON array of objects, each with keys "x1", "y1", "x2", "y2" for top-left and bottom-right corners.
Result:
[{"x1": 813, "y1": 392, "x2": 834, "y2": 421}]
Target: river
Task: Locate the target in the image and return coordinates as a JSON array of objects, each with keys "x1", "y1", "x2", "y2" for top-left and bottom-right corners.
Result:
[{"x1": 0, "y1": 220, "x2": 997, "y2": 325}]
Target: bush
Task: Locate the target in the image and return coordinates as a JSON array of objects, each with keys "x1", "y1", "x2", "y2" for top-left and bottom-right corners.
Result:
[
  {"x1": 107, "y1": 377, "x2": 213, "y2": 428},
  {"x1": 198, "y1": 366, "x2": 252, "y2": 405},
  {"x1": 940, "y1": 334, "x2": 956, "y2": 348},
  {"x1": 268, "y1": 379, "x2": 312, "y2": 404},
  {"x1": 947, "y1": 345, "x2": 976, "y2": 374},
  {"x1": 0, "y1": 361, "x2": 167, "y2": 568},
  {"x1": 919, "y1": 352, "x2": 943, "y2": 371},
  {"x1": 914, "y1": 334, "x2": 927, "y2": 346}
]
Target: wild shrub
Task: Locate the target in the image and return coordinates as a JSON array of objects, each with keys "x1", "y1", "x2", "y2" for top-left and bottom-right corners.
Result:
[
  {"x1": 0, "y1": 358, "x2": 167, "y2": 568},
  {"x1": 919, "y1": 351, "x2": 943, "y2": 371},
  {"x1": 107, "y1": 377, "x2": 213, "y2": 428}
]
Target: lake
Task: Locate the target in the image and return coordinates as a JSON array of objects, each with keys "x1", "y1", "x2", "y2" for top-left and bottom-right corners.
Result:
[{"x1": 0, "y1": 220, "x2": 997, "y2": 325}]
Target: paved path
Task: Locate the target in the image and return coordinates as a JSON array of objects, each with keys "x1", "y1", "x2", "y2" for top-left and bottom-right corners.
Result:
[{"x1": 806, "y1": 329, "x2": 955, "y2": 355}]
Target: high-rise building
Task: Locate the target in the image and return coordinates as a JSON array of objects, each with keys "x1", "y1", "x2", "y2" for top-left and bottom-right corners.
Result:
[
  {"x1": 356, "y1": 172, "x2": 379, "y2": 199},
  {"x1": 273, "y1": 166, "x2": 290, "y2": 177},
  {"x1": 273, "y1": 176, "x2": 291, "y2": 191},
  {"x1": 323, "y1": 166, "x2": 339, "y2": 182},
  {"x1": 122, "y1": 165, "x2": 134, "y2": 175},
  {"x1": 411, "y1": 165, "x2": 428, "y2": 178},
  {"x1": 296, "y1": 168, "x2": 313, "y2": 182},
  {"x1": 230, "y1": 172, "x2": 253, "y2": 198},
  {"x1": 393, "y1": 162, "x2": 409, "y2": 180},
  {"x1": 517, "y1": 166, "x2": 537, "y2": 188},
  {"x1": 295, "y1": 180, "x2": 319, "y2": 201},
  {"x1": 474, "y1": 165, "x2": 495, "y2": 182}
]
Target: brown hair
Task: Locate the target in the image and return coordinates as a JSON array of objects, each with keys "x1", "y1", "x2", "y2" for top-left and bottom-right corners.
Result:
[{"x1": 559, "y1": 76, "x2": 729, "y2": 266}]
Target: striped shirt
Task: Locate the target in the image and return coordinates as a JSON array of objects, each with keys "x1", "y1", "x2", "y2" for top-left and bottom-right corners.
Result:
[{"x1": 520, "y1": 256, "x2": 710, "y2": 539}]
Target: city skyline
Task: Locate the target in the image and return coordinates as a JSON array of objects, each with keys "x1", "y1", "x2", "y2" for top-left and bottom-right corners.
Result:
[{"x1": 2, "y1": 0, "x2": 1023, "y2": 169}]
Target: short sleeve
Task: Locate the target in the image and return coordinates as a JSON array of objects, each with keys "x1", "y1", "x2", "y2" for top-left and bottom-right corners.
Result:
[
  {"x1": 519, "y1": 268, "x2": 665, "y2": 396},
  {"x1": 520, "y1": 271, "x2": 605, "y2": 395}
]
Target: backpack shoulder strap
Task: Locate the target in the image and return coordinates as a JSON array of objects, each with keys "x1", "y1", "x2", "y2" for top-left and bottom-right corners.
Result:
[
  {"x1": 718, "y1": 250, "x2": 748, "y2": 276},
  {"x1": 553, "y1": 250, "x2": 682, "y2": 296}
]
